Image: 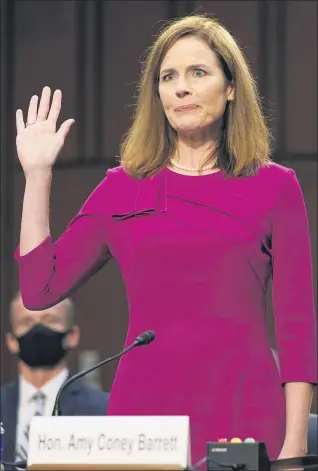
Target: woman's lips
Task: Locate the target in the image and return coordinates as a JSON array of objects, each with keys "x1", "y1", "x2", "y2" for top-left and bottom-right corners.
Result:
[{"x1": 175, "y1": 104, "x2": 198, "y2": 112}]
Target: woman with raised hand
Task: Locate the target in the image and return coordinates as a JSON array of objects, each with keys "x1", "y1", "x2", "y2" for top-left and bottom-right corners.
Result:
[{"x1": 15, "y1": 15, "x2": 317, "y2": 464}]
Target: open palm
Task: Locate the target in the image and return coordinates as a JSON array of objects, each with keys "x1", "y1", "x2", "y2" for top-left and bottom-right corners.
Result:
[{"x1": 16, "y1": 86, "x2": 74, "y2": 175}]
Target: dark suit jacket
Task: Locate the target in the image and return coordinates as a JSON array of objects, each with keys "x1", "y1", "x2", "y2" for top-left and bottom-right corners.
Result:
[{"x1": 0, "y1": 377, "x2": 110, "y2": 463}]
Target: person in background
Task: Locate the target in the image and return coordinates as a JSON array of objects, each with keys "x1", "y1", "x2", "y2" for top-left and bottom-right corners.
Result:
[{"x1": 0, "y1": 292, "x2": 110, "y2": 463}]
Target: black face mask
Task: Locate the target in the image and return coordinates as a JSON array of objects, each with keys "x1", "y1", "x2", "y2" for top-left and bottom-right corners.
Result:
[{"x1": 16, "y1": 324, "x2": 71, "y2": 369}]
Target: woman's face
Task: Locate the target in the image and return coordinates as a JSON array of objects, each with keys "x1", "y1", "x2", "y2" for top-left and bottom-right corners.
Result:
[{"x1": 158, "y1": 36, "x2": 234, "y2": 141}]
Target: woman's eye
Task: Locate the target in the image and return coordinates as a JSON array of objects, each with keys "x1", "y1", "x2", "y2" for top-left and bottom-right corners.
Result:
[
  {"x1": 193, "y1": 69, "x2": 206, "y2": 77},
  {"x1": 163, "y1": 73, "x2": 174, "y2": 81},
  {"x1": 161, "y1": 69, "x2": 206, "y2": 81}
]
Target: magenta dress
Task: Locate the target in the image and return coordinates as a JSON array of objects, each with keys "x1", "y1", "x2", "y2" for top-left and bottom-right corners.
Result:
[{"x1": 15, "y1": 163, "x2": 317, "y2": 464}]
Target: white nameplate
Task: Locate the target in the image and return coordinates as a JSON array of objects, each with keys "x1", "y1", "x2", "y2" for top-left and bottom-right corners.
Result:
[{"x1": 27, "y1": 415, "x2": 191, "y2": 470}]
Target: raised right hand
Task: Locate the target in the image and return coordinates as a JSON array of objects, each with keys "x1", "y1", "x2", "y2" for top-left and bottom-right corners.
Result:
[{"x1": 16, "y1": 86, "x2": 75, "y2": 175}]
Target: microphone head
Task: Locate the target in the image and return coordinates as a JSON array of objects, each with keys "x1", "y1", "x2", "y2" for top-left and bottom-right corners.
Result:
[{"x1": 135, "y1": 330, "x2": 155, "y2": 346}]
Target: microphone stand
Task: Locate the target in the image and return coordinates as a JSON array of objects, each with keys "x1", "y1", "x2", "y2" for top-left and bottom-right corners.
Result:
[
  {"x1": 52, "y1": 330, "x2": 155, "y2": 416},
  {"x1": 52, "y1": 342, "x2": 137, "y2": 416}
]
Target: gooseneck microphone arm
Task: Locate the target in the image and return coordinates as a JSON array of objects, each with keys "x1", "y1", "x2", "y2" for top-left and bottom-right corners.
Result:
[{"x1": 51, "y1": 330, "x2": 155, "y2": 416}]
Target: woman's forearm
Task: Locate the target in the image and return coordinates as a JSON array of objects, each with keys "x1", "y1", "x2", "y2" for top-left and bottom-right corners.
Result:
[
  {"x1": 20, "y1": 170, "x2": 52, "y2": 256},
  {"x1": 283, "y1": 382, "x2": 313, "y2": 451}
]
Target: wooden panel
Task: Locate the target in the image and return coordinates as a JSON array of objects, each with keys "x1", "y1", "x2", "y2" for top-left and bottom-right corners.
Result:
[
  {"x1": 102, "y1": 1, "x2": 171, "y2": 158},
  {"x1": 285, "y1": 1, "x2": 317, "y2": 153},
  {"x1": 13, "y1": 1, "x2": 78, "y2": 162},
  {"x1": 195, "y1": 1, "x2": 260, "y2": 79},
  {"x1": 1, "y1": 0, "x2": 15, "y2": 385},
  {"x1": 264, "y1": 2, "x2": 281, "y2": 150}
]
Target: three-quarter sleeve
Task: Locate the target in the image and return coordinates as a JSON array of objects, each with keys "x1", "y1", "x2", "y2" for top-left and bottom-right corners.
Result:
[
  {"x1": 14, "y1": 172, "x2": 113, "y2": 310},
  {"x1": 271, "y1": 168, "x2": 317, "y2": 385}
]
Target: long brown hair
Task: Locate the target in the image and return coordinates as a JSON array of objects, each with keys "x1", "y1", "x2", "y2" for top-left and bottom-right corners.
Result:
[{"x1": 120, "y1": 14, "x2": 271, "y2": 178}]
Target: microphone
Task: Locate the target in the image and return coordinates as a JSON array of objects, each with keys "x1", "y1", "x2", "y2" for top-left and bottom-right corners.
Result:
[
  {"x1": 134, "y1": 330, "x2": 155, "y2": 346},
  {"x1": 52, "y1": 330, "x2": 155, "y2": 416}
]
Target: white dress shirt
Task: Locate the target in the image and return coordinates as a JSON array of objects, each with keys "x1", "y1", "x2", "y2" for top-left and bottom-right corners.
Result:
[{"x1": 15, "y1": 368, "x2": 69, "y2": 453}]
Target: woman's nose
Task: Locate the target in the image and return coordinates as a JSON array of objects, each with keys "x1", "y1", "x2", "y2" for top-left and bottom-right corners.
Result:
[{"x1": 175, "y1": 77, "x2": 192, "y2": 98}]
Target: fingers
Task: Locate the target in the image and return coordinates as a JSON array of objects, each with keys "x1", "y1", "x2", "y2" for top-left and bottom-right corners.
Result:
[
  {"x1": 37, "y1": 86, "x2": 51, "y2": 121},
  {"x1": 26, "y1": 95, "x2": 38, "y2": 124},
  {"x1": 56, "y1": 119, "x2": 75, "y2": 141},
  {"x1": 16, "y1": 109, "x2": 25, "y2": 135},
  {"x1": 22, "y1": 87, "x2": 66, "y2": 131},
  {"x1": 47, "y1": 89, "x2": 62, "y2": 125}
]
